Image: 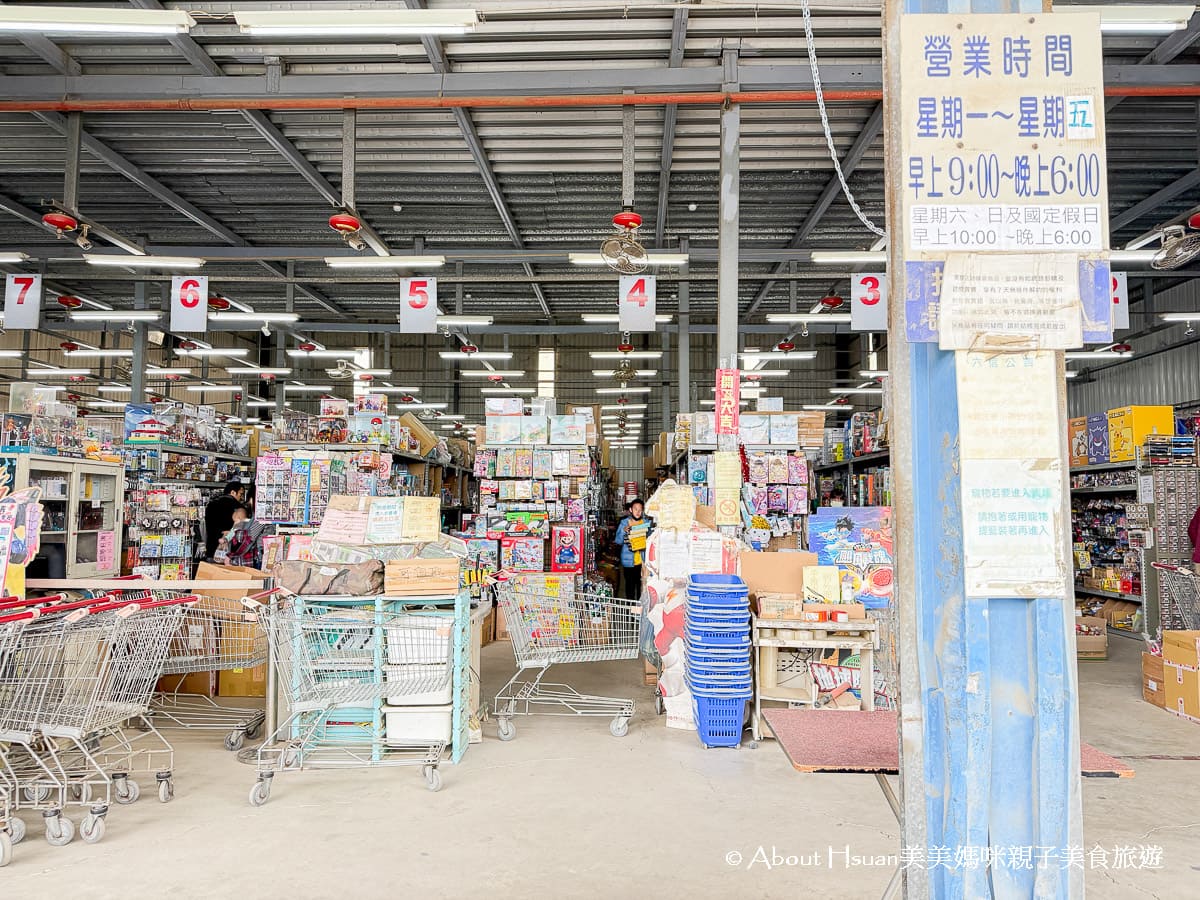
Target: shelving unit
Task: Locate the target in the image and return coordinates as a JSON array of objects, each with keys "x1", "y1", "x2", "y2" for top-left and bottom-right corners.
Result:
[
  {"x1": 2, "y1": 453, "x2": 124, "y2": 577},
  {"x1": 814, "y1": 449, "x2": 892, "y2": 506}
]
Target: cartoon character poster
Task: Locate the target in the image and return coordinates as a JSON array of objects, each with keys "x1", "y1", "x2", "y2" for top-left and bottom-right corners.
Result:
[
  {"x1": 1086, "y1": 413, "x2": 1109, "y2": 465},
  {"x1": 807, "y1": 507, "x2": 893, "y2": 609},
  {"x1": 550, "y1": 524, "x2": 583, "y2": 574}
]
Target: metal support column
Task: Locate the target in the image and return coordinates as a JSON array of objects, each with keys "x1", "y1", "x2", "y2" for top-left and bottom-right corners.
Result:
[
  {"x1": 276, "y1": 262, "x2": 293, "y2": 417},
  {"x1": 716, "y1": 48, "x2": 741, "y2": 368},
  {"x1": 884, "y1": 2, "x2": 1083, "y2": 898},
  {"x1": 677, "y1": 236, "x2": 691, "y2": 414},
  {"x1": 131, "y1": 282, "x2": 147, "y2": 400},
  {"x1": 63, "y1": 111, "x2": 81, "y2": 213},
  {"x1": 341, "y1": 108, "x2": 356, "y2": 211}
]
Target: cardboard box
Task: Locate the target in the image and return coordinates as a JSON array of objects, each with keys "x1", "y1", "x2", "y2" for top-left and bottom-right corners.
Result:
[
  {"x1": 384, "y1": 557, "x2": 460, "y2": 596},
  {"x1": 1142, "y1": 653, "x2": 1165, "y2": 708},
  {"x1": 1164, "y1": 662, "x2": 1200, "y2": 720},
  {"x1": 495, "y1": 606, "x2": 510, "y2": 641},
  {"x1": 156, "y1": 670, "x2": 217, "y2": 697},
  {"x1": 802, "y1": 602, "x2": 867, "y2": 621},
  {"x1": 399, "y1": 412, "x2": 439, "y2": 456},
  {"x1": 1107, "y1": 405, "x2": 1174, "y2": 463},
  {"x1": 1068, "y1": 416, "x2": 1089, "y2": 468},
  {"x1": 481, "y1": 607, "x2": 495, "y2": 647},
  {"x1": 740, "y1": 550, "x2": 819, "y2": 601},
  {"x1": 1075, "y1": 615, "x2": 1108, "y2": 660},
  {"x1": 1085, "y1": 414, "x2": 1109, "y2": 465},
  {"x1": 1163, "y1": 630, "x2": 1200, "y2": 670},
  {"x1": 218, "y1": 650, "x2": 267, "y2": 698}
]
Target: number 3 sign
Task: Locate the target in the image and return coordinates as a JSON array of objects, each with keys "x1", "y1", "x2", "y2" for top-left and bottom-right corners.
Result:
[
  {"x1": 618, "y1": 274, "x2": 657, "y2": 332},
  {"x1": 850, "y1": 272, "x2": 888, "y2": 332},
  {"x1": 399, "y1": 277, "x2": 438, "y2": 333},
  {"x1": 170, "y1": 274, "x2": 208, "y2": 332}
]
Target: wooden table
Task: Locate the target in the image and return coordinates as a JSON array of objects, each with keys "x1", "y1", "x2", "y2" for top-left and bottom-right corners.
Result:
[{"x1": 761, "y1": 708, "x2": 1133, "y2": 899}]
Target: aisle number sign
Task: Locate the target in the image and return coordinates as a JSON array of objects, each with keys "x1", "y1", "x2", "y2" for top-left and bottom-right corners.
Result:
[
  {"x1": 618, "y1": 274, "x2": 656, "y2": 332},
  {"x1": 399, "y1": 277, "x2": 437, "y2": 333},
  {"x1": 170, "y1": 274, "x2": 208, "y2": 332},
  {"x1": 899, "y1": 12, "x2": 1111, "y2": 345},
  {"x1": 850, "y1": 273, "x2": 888, "y2": 331},
  {"x1": 4, "y1": 273, "x2": 42, "y2": 330}
]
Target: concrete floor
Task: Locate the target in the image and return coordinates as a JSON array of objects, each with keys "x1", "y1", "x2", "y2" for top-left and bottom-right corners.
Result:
[{"x1": 3, "y1": 633, "x2": 1197, "y2": 898}]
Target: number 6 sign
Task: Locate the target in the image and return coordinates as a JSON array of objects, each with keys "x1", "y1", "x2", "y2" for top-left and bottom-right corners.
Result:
[
  {"x1": 1111, "y1": 272, "x2": 1129, "y2": 331},
  {"x1": 4, "y1": 273, "x2": 42, "y2": 330},
  {"x1": 399, "y1": 277, "x2": 438, "y2": 333},
  {"x1": 850, "y1": 272, "x2": 888, "y2": 332},
  {"x1": 618, "y1": 274, "x2": 656, "y2": 332},
  {"x1": 170, "y1": 274, "x2": 208, "y2": 332}
]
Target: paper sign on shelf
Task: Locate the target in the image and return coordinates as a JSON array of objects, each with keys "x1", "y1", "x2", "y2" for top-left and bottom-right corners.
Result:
[
  {"x1": 1111, "y1": 272, "x2": 1129, "y2": 330},
  {"x1": 365, "y1": 496, "x2": 404, "y2": 544},
  {"x1": 618, "y1": 274, "x2": 656, "y2": 332},
  {"x1": 399, "y1": 277, "x2": 438, "y2": 333},
  {"x1": 401, "y1": 496, "x2": 441, "y2": 542},
  {"x1": 170, "y1": 274, "x2": 208, "y2": 332},
  {"x1": 851, "y1": 273, "x2": 888, "y2": 331},
  {"x1": 315, "y1": 507, "x2": 369, "y2": 546},
  {"x1": 96, "y1": 531, "x2": 116, "y2": 570},
  {"x1": 4, "y1": 273, "x2": 42, "y2": 330}
]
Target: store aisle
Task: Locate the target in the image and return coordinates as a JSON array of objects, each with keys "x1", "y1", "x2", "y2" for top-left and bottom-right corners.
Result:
[{"x1": 2, "y1": 639, "x2": 1194, "y2": 898}]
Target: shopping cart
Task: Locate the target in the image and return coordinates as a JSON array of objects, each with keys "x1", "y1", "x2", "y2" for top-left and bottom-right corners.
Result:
[
  {"x1": 1151, "y1": 562, "x2": 1200, "y2": 631},
  {"x1": 492, "y1": 574, "x2": 643, "y2": 741},
  {"x1": 152, "y1": 588, "x2": 277, "y2": 751},
  {"x1": 247, "y1": 594, "x2": 451, "y2": 806},
  {"x1": 0, "y1": 608, "x2": 39, "y2": 866},
  {"x1": 0, "y1": 591, "x2": 193, "y2": 849}
]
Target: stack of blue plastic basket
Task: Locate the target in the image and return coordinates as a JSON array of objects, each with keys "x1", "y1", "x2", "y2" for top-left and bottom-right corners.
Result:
[{"x1": 684, "y1": 573, "x2": 751, "y2": 748}]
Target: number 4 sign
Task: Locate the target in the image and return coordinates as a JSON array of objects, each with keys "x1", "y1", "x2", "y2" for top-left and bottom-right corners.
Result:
[
  {"x1": 399, "y1": 277, "x2": 438, "y2": 333},
  {"x1": 850, "y1": 272, "x2": 888, "y2": 332},
  {"x1": 170, "y1": 274, "x2": 208, "y2": 332},
  {"x1": 4, "y1": 273, "x2": 42, "y2": 329},
  {"x1": 618, "y1": 274, "x2": 656, "y2": 332}
]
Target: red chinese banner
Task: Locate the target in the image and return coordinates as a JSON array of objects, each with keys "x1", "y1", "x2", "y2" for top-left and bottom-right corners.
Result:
[{"x1": 715, "y1": 368, "x2": 740, "y2": 435}]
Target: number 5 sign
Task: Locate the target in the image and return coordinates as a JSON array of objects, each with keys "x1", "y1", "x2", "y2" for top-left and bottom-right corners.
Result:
[
  {"x1": 170, "y1": 274, "x2": 208, "y2": 332},
  {"x1": 399, "y1": 277, "x2": 438, "y2": 333},
  {"x1": 850, "y1": 272, "x2": 888, "y2": 332},
  {"x1": 4, "y1": 273, "x2": 42, "y2": 329},
  {"x1": 618, "y1": 274, "x2": 656, "y2": 332}
]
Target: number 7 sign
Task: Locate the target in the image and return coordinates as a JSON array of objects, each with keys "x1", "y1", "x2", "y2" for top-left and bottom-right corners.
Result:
[
  {"x1": 4, "y1": 273, "x2": 42, "y2": 330},
  {"x1": 618, "y1": 274, "x2": 656, "y2": 332}
]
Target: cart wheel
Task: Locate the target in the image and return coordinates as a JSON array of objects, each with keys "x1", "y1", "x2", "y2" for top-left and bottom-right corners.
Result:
[
  {"x1": 245, "y1": 721, "x2": 262, "y2": 740},
  {"x1": 69, "y1": 783, "x2": 92, "y2": 803},
  {"x1": 9, "y1": 817, "x2": 25, "y2": 845},
  {"x1": 44, "y1": 815, "x2": 74, "y2": 847},
  {"x1": 80, "y1": 814, "x2": 105, "y2": 845},
  {"x1": 496, "y1": 718, "x2": 516, "y2": 742},
  {"x1": 654, "y1": 693, "x2": 664, "y2": 716},
  {"x1": 748, "y1": 741, "x2": 760, "y2": 750},
  {"x1": 281, "y1": 748, "x2": 299, "y2": 769},
  {"x1": 0, "y1": 832, "x2": 11, "y2": 867},
  {"x1": 610, "y1": 716, "x2": 630, "y2": 738},
  {"x1": 224, "y1": 732, "x2": 244, "y2": 752},
  {"x1": 114, "y1": 779, "x2": 140, "y2": 805},
  {"x1": 22, "y1": 785, "x2": 49, "y2": 804},
  {"x1": 423, "y1": 766, "x2": 443, "y2": 793},
  {"x1": 248, "y1": 781, "x2": 271, "y2": 808},
  {"x1": 158, "y1": 780, "x2": 174, "y2": 804}
]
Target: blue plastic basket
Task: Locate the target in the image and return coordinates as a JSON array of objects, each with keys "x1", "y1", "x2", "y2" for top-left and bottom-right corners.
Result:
[
  {"x1": 686, "y1": 607, "x2": 751, "y2": 626},
  {"x1": 686, "y1": 661, "x2": 752, "y2": 678},
  {"x1": 687, "y1": 672, "x2": 752, "y2": 691},
  {"x1": 692, "y1": 694, "x2": 748, "y2": 748},
  {"x1": 684, "y1": 640, "x2": 751, "y2": 661},
  {"x1": 687, "y1": 574, "x2": 749, "y2": 606},
  {"x1": 685, "y1": 624, "x2": 751, "y2": 647}
]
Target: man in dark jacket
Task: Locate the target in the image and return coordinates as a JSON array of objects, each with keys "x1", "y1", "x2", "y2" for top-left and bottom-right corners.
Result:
[{"x1": 205, "y1": 480, "x2": 246, "y2": 559}]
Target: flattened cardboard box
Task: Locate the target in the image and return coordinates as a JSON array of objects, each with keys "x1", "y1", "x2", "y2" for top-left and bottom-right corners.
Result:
[
  {"x1": 384, "y1": 557, "x2": 460, "y2": 596},
  {"x1": 1164, "y1": 662, "x2": 1200, "y2": 720},
  {"x1": 1142, "y1": 652, "x2": 1165, "y2": 708}
]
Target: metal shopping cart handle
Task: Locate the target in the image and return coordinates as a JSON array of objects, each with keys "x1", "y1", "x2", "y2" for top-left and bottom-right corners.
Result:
[
  {"x1": 1151, "y1": 561, "x2": 1196, "y2": 575},
  {"x1": 0, "y1": 608, "x2": 40, "y2": 624},
  {"x1": 0, "y1": 592, "x2": 70, "y2": 611}
]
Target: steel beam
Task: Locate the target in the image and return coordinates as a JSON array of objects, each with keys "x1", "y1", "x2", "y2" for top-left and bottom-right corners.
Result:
[
  {"x1": 0, "y1": 0, "x2": 82, "y2": 78},
  {"x1": 716, "y1": 50, "x2": 741, "y2": 368},
  {"x1": 677, "y1": 236, "x2": 691, "y2": 414},
  {"x1": 1107, "y1": 12, "x2": 1200, "y2": 112},
  {"x1": 0, "y1": 193, "x2": 46, "y2": 231},
  {"x1": 62, "y1": 112, "x2": 81, "y2": 214},
  {"x1": 745, "y1": 104, "x2": 884, "y2": 316},
  {"x1": 1110, "y1": 168, "x2": 1200, "y2": 233},
  {"x1": 655, "y1": 6, "x2": 690, "y2": 248}
]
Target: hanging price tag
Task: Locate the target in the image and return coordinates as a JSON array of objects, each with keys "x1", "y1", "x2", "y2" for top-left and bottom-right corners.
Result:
[{"x1": 170, "y1": 275, "x2": 208, "y2": 332}]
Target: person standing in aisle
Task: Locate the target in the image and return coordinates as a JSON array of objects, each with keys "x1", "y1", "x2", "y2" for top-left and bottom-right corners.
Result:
[
  {"x1": 205, "y1": 480, "x2": 246, "y2": 560},
  {"x1": 615, "y1": 498, "x2": 649, "y2": 600}
]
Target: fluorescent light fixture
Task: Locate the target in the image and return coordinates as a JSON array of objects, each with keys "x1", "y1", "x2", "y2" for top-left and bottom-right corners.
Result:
[
  {"x1": 858, "y1": 370, "x2": 890, "y2": 378},
  {"x1": 765, "y1": 314, "x2": 853, "y2": 324},
  {"x1": 61, "y1": 348, "x2": 134, "y2": 358},
  {"x1": 247, "y1": 400, "x2": 290, "y2": 408},
  {"x1": 84, "y1": 254, "x2": 203, "y2": 268},
  {"x1": 601, "y1": 414, "x2": 645, "y2": 421},
  {"x1": 70, "y1": 310, "x2": 161, "y2": 322},
  {"x1": 283, "y1": 384, "x2": 335, "y2": 393},
  {"x1": 0, "y1": 349, "x2": 23, "y2": 358},
  {"x1": 740, "y1": 351, "x2": 818, "y2": 363},
  {"x1": 810, "y1": 251, "x2": 888, "y2": 266},
  {"x1": 176, "y1": 347, "x2": 250, "y2": 358},
  {"x1": 596, "y1": 386, "x2": 652, "y2": 395},
  {"x1": 30, "y1": 368, "x2": 92, "y2": 377},
  {"x1": 1159, "y1": 313, "x2": 1200, "y2": 322},
  {"x1": 1056, "y1": 5, "x2": 1194, "y2": 34},
  {"x1": 90, "y1": 400, "x2": 132, "y2": 409},
  {"x1": 0, "y1": 6, "x2": 194, "y2": 35},
  {"x1": 210, "y1": 312, "x2": 300, "y2": 324},
  {"x1": 699, "y1": 399, "x2": 750, "y2": 407},
  {"x1": 461, "y1": 369, "x2": 525, "y2": 378},
  {"x1": 1110, "y1": 249, "x2": 1160, "y2": 265},
  {"x1": 226, "y1": 367, "x2": 292, "y2": 376},
  {"x1": 588, "y1": 351, "x2": 663, "y2": 360},
  {"x1": 370, "y1": 387, "x2": 422, "y2": 394},
  {"x1": 829, "y1": 387, "x2": 883, "y2": 395},
  {"x1": 582, "y1": 314, "x2": 673, "y2": 324},
  {"x1": 184, "y1": 385, "x2": 242, "y2": 394},
  {"x1": 235, "y1": 9, "x2": 478, "y2": 36},
  {"x1": 146, "y1": 368, "x2": 192, "y2": 377},
  {"x1": 738, "y1": 370, "x2": 789, "y2": 378},
  {"x1": 350, "y1": 369, "x2": 392, "y2": 377},
  {"x1": 569, "y1": 252, "x2": 689, "y2": 267},
  {"x1": 0, "y1": 252, "x2": 29, "y2": 263},
  {"x1": 1065, "y1": 350, "x2": 1133, "y2": 359},
  {"x1": 286, "y1": 348, "x2": 356, "y2": 359},
  {"x1": 804, "y1": 404, "x2": 852, "y2": 412},
  {"x1": 97, "y1": 384, "x2": 131, "y2": 394},
  {"x1": 323, "y1": 255, "x2": 447, "y2": 269},
  {"x1": 439, "y1": 351, "x2": 512, "y2": 361},
  {"x1": 1065, "y1": 371, "x2": 1080, "y2": 379},
  {"x1": 480, "y1": 387, "x2": 536, "y2": 395},
  {"x1": 437, "y1": 415, "x2": 466, "y2": 421},
  {"x1": 592, "y1": 370, "x2": 658, "y2": 377},
  {"x1": 389, "y1": 402, "x2": 448, "y2": 410},
  {"x1": 436, "y1": 315, "x2": 493, "y2": 327},
  {"x1": 600, "y1": 403, "x2": 647, "y2": 411}
]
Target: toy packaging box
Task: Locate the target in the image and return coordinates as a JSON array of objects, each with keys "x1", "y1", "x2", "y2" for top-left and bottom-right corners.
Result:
[
  {"x1": 807, "y1": 507, "x2": 894, "y2": 609},
  {"x1": 767, "y1": 452, "x2": 790, "y2": 484},
  {"x1": 550, "y1": 524, "x2": 584, "y2": 574},
  {"x1": 770, "y1": 414, "x2": 799, "y2": 445},
  {"x1": 788, "y1": 454, "x2": 808, "y2": 485},
  {"x1": 747, "y1": 451, "x2": 768, "y2": 484},
  {"x1": 1, "y1": 414, "x2": 31, "y2": 451},
  {"x1": 486, "y1": 417, "x2": 523, "y2": 446},
  {"x1": 549, "y1": 415, "x2": 587, "y2": 445},
  {"x1": 1086, "y1": 413, "x2": 1110, "y2": 465},
  {"x1": 1068, "y1": 417, "x2": 1089, "y2": 468},
  {"x1": 501, "y1": 536, "x2": 545, "y2": 572},
  {"x1": 321, "y1": 398, "x2": 350, "y2": 417},
  {"x1": 520, "y1": 416, "x2": 549, "y2": 445},
  {"x1": 354, "y1": 394, "x2": 387, "y2": 414},
  {"x1": 485, "y1": 397, "x2": 524, "y2": 417},
  {"x1": 691, "y1": 411, "x2": 717, "y2": 445},
  {"x1": 740, "y1": 414, "x2": 770, "y2": 445}
]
